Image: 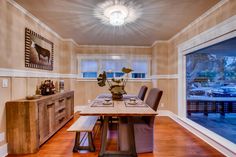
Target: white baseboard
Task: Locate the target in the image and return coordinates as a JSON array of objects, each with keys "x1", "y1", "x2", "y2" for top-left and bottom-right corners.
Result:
[
  {"x1": 0, "y1": 133, "x2": 5, "y2": 143},
  {"x1": 0, "y1": 144, "x2": 8, "y2": 157},
  {"x1": 157, "y1": 110, "x2": 174, "y2": 116},
  {"x1": 157, "y1": 110, "x2": 236, "y2": 157}
]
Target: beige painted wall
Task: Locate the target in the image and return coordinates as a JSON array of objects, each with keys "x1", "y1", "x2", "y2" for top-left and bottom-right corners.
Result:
[
  {"x1": 151, "y1": 42, "x2": 169, "y2": 110},
  {"x1": 151, "y1": 42, "x2": 168, "y2": 75}
]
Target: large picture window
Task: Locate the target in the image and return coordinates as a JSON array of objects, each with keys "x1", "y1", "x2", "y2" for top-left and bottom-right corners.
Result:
[
  {"x1": 79, "y1": 55, "x2": 150, "y2": 79},
  {"x1": 186, "y1": 37, "x2": 236, "y2": 144}
]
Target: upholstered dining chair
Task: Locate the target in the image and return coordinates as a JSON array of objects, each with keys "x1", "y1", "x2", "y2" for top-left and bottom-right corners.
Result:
[
  {"x1": 137, "y1": 86, "x2": 148, "y2": 101},
  {"x1": 118, "y1": 88, "x2": 163, "y2": 153}
]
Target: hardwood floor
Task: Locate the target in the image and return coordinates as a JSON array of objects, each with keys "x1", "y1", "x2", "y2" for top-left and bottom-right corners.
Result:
[{"x1": 8, "y1": 115, "x2": 224, "y2": 157}]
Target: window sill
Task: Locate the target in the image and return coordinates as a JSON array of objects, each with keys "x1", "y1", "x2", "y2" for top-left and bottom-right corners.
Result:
[{"x1": 76, "y1": 78, "x2": 152, "y2": 82}]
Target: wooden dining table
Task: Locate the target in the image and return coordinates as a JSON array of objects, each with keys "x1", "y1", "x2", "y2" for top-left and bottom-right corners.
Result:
[{"x1": 80, "y1": 94, "x2": 157, "y2": 157}]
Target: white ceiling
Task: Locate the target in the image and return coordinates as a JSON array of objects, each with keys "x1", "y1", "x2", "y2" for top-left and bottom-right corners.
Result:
[{"x1": 15, "y1": 0, "x2": 220, "y2": 46}]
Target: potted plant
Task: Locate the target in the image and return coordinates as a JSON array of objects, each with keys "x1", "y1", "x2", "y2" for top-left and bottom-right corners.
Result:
[
  {"x1": 97, "y1": 67, "x2": 133, "y2": 100},
  {"x1": 39, "y1": 80, "x2": 56, "y2": 95}
]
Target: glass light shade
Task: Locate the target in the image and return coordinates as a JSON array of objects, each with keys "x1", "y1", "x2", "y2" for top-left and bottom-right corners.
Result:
[
  {"x1": 104, "y1": 5, "x2": 128, "y2": 26},
  {"x1": 109, "y1": 11, "x2": 125, "y2": 26}
]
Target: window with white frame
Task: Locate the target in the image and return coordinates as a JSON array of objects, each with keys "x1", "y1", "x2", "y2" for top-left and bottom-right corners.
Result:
[
  {"x1": 80, "y1": 59, "x2": 98, "y2": 78},
  {"x1": 79, "y1": 55, "x2": 150, "y2": 79},
  {"x1": 131, "y1": 59, "x2": 148, "y2": 78}
]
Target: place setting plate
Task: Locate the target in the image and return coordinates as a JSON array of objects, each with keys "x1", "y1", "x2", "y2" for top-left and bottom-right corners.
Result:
[
  {"x1": 125, "y1": 98, "x2": 148, "y2": 107},
  {"x1": 90, "y1": 99, "x2": 114, "y2": 107}
]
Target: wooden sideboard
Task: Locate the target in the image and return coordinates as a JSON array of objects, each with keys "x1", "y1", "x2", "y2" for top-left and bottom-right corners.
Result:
[{"x1": 6, "y1": 91, "x2": 74, "y2": 154}]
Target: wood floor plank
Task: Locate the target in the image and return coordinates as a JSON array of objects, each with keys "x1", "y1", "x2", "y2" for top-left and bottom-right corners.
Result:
[{"x1": 7, "y1": 116, "x2": 224, "y2": 157}]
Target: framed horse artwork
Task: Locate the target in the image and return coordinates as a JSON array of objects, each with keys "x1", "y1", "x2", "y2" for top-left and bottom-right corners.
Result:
[{"x1": 25, "y1": 28, "x2": 54, "y2": 70}]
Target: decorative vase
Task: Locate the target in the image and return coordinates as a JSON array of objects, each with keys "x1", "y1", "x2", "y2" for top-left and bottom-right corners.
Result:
[
  {"x1": 97, "y1": 67, "x2": 133, "y2": 99},
  {"x1": 110, "y1": 85, "x2": 125, "y2": 100},
  {"x1": 111, "y1": 93, "x2": 123, "y2": 100}
]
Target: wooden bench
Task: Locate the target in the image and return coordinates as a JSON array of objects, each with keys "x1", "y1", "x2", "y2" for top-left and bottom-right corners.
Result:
[{"x1": 67, "y1": 116, "x2": 99, "y2": 152}]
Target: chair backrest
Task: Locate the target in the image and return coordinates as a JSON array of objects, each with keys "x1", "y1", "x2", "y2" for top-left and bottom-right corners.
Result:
[
  {"x1": 137, "y1": 86, "x2": 148, "y2": 101},
  {"x1": 145, "y1": 88, "x2": 163, "y2": 111},
  {"x1": 143, "y1": 88, "x2": 163, "y2": 126}
]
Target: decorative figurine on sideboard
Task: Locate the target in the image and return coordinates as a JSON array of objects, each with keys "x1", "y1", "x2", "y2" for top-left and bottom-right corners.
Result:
[
  {"x1": 59, "y1": 80, "x2": 65, "y2": 93},
  {"x1": 39, "y1": 80, "x2": 56, "y2": 95}
]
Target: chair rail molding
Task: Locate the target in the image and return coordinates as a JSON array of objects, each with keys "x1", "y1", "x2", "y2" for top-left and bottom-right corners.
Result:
[
  {"x1": 0, "y1": 68, "x2": 78, "y2": 78},
  {"x1": 177, "y1": 14, "x2": 236, "y2": 156}
]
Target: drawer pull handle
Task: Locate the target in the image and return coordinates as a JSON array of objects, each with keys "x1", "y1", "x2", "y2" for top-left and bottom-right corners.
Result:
[
  {"x1": 59, "y1": 108, "x2": 65, "y2": 113},
  {"x1": 66, "y1": 97, "x2": 71, "y2": 100},
  {"x1": 59, "y1": 99, "x2": 64, "y2": 102},
  {"x1": 47, "y1": 103, "x2": 54, "y2": 108},
  {"x1": 59, "y1": 117, "x2": 65, "y2": 123}
]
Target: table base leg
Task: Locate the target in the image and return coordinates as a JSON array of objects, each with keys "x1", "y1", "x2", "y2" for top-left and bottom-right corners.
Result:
[
  {"x1": 99, "y1": 116, "x2": 109, "y2": 157},
  {"x1": 99, "y1": 116, "x2": 137, "y2": 157}
]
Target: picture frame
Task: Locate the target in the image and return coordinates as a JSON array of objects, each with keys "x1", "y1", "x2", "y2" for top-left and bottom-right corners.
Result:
[{"x1": 25, "y1": 28, "x2": 54, "y2": 70}]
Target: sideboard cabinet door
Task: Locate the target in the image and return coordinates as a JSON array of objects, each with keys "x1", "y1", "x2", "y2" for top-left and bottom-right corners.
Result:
[
  {"x1": 38, "y1": 101, "x2": 55, "y2": 145},
  {"x1": 66, "y1": 95, "x2": 74, "y2": 118}
]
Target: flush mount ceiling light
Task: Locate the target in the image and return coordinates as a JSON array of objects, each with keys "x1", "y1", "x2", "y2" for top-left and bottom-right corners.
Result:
[
  {"x1": 104, "y1": 5, "x2": 128, "y2": 26},
  {"x1": 94, "y1": 0, "x2": 142, "y2": 27}
]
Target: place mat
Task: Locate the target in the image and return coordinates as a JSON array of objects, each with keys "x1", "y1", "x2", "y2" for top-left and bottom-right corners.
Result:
[
  {"x1": 122, "y1": 95, "x2": 138, "y2": 100},
  {"x1": 124, "y1": 100, "x2": 148, "y2": 107},
  {"x1": 96, "y1": 94, "x2": 112, "y2": 99},
  {"x1": 90, "y1": 100, "x2": 114, "y2": 107},
  {"x1": 96, "y1": 95, "x2": 138, "y2": 101}
]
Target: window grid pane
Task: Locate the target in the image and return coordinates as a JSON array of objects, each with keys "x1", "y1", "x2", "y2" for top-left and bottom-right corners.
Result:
[
  {"x1": 81, "y1": 60, "x2": 98, "y2": 72},
  {"x1": 82, "y1": 72, "x2": 97, "y2": 78},
  {"x1": 115, "y1": 72, "x2": 124, "y2": 77},
  {"x1": 132, "y1": 73, "x2": 146, "y2": 78},
  {"x1": 132, "y1": 60, "x2": 148, "y2": 73},
  {"x1": 106, "y1": 72, "x2": 114, "y2": 78}
]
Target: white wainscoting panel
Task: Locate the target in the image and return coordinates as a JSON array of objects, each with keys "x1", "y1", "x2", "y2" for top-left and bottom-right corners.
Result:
[{"x1": 0, "y1": 144, "x2": 8, "y2": 157}]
